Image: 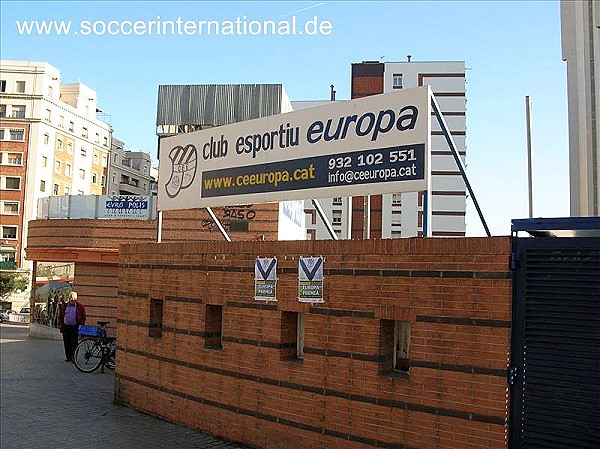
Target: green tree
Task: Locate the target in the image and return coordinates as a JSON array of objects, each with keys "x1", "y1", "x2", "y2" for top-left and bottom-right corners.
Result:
[{"x1": 0, "y1": 272, "x2": 29, "y2": 301}]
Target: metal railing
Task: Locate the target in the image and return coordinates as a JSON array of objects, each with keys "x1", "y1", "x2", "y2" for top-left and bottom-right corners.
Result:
[{"x1": 37, "y1": 194, "x2": 157, "y2": 220}]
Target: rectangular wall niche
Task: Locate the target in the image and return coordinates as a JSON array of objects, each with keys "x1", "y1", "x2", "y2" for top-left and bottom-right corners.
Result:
[
  {"x1": 205, "y1": 304, "x2": 223, "y2": 349},
  {"x1": 380, "y1": 320, "x2": 411, "y2": 374},
  {"x1": 149, "y1": 298, "x2": 163, "y2": 338}
]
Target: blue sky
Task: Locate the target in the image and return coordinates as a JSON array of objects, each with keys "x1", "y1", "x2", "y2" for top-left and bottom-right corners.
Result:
[{"x1": 1, "y1": 1, "x2": 568, "y2": 236}]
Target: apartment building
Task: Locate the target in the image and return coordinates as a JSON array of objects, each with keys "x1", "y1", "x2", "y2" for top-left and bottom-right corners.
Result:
[
  {"x1": 303, "y1": 60, "x2": 467, "y2": 239},
  {"x1": 107, "y1": 137, "x2": 153, "y2": 196},
  {"x1": 561, "y1": 0, "x2": 600, "y2": 217},
  {"x1": 0, "y1": 60, "x2": 112, "y2": 270}
]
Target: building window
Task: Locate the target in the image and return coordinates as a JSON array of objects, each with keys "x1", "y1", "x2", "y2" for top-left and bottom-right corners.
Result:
[
  {"x1": 392, "y1": 74, "x2": 403, "y2": 89},
  {"x1": 80, "y1": 148, "x2": 87, "y2": 157},
  {"x1": 66, "y1": 164, "x2": 72, "y2": 176},
  {"x1": 0, "y1": 80, "x2": 6, "y2": 92},
  {"x1": 3, "y1": 177, "x2": 21, "y2": 190},
  {"x1": 40, "y1": 180, "x2": 46, "y2": 192},
  {"x1": 43, "y1": 133, "x2": 49, "y2": 144},
  {"x1": 54, "y1": 160, "x2": 61, "y2": 173},
  {"x1": 143, "y1": 166, "x2": 148, "y2": 174},
  {"x1": 56, "y1": 138, "x2": 63, "y2": 151},
  {"x1": 64, "y1": 186, "x2": 70, "y2": 195},
  {"x1": 59, "y1": 115, "x2": 64, "y2": 128},
  {"x1": 42, "y1": 156, "x2": 47, "y2": 167},
  {"x1": 11, "y1": 105, "x2": 25, "y2": 118},
  {"x1": 204, "y1": 304, "x2": 223, "y2": 349},
  {"x1": 1, "y1": 226, "x2": 18, "y2": 239},
  {"x1": 48, "y1": 85, "x2": 53, "y2": 98},
  {"x1": 332, "y1": 210, "x2": 342, "y2": 226},
  {"x1": 67, "y1": 142, "x2": 73, "y2": 154},
  {"x1": 92, "y1": 172, "x2": 98, "y2": 184},
  {"x1": 0, "y1": 105, "x2": 6, "y2": 117},
  {"x1": 5, "y1": 153, "x2": 23, "y2": 165},
  {"x1": 332, "y1": 197, "x2": 342, "y2": 206},
  {"x1": 82, "y1": 127, "x2": 88, "y2": 138},
  {"x1": 101, "y1": 175, "x2": 106, "y2": 187},
  {"x1": 0, "y1": 130, "x2": 4, "y2": 140},
  {"x1": 10, "y1": 129, "x2": 25, "y2": 141},
  {"x1": 102, "y1": 155, "x2": 107, "y2": 167},
  {"x1": 95, "y1": 132, "x2": 99, "y2": 143},
  {"x1": 77, "y1": 190, "x2": 84, "y2": 195},
  {"x1": 1, "y1": 201, "x2": 19, "y2": 214},
  {"x1": 149, "y1": 298, "x2": 163, "y2": 338},
  {"x1": 78, "y1": 169, "x2": 85, "y2": 180},
  {"x1": 93, "y1": 152, "x2": 99, "y2": 164},
  {"x1": 112, "y1": 174, "x2": 116, "y2": 184},
  {"x1": 380, "y1": 320, "x2": 411, "y2": 375},
  {"x1": 113, "y1": 153, "x2": 118, "y2": 163},
  {"x1": 53, "y1": 183, "x2": 59, "y2": 195},
  {"x1": 68, "y1": 121, "x2": 74, "y2": 132},
  {"x1": 15, "y1": 80, "x2": 26, "y2": 93},
  {"x1": 103, "y1": 136, "x2": 108, "y2": 147},
  {"x1": 45, "y1": 109, "x2": 51, "y2": 122},
  {"x1": 392, "y1": 193, "x2": 402, "y2": 206}
]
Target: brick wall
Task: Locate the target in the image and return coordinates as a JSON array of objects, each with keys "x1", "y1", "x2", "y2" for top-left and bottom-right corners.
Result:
[
  {"x1": 115, "y1": 237, "x2": 511, "y2": 449},
  {"x1": 72, "y1": 262, "x2": 119, "y2": 334},
  {"x1": 25, "y1": 202, "x2": 279, "y2": 334}
]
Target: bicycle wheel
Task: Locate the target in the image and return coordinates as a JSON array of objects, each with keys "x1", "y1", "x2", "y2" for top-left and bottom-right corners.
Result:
[
  {"x1": 73, "y1": 338, "x2": 103, "y2": 373},
  {"x1": 104, "y1": 339, "x2": 116, "y2": 370}
]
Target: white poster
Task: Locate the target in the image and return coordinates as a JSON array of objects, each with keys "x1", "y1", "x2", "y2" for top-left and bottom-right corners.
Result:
[
  {"x1": 158, "y1": 86, "x2": 431, "y2": 210},
  {"x1": 298, "y1": 256, "x2": 324, "y2": 303},
  {"x1": 254, "y1": 257, "x2": 277, "y2": 301}
]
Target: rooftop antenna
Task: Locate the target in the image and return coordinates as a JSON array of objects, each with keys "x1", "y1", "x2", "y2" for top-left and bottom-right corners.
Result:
[
  {"x1": 407, "y1": 55, "x2": 412, "y2": 62},
  {"x1": 330, "y1": 84, "x2": 336, "y2": 101}
]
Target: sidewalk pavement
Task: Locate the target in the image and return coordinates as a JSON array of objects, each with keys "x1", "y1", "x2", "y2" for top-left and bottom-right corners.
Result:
[{"x1": 0, "y1": 323, "x2": 250, "y2": 449}]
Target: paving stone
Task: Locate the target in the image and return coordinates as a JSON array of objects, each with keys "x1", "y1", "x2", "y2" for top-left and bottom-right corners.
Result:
[{"x1": 0, "y1": 324, "x2": 251, "y2": 449}]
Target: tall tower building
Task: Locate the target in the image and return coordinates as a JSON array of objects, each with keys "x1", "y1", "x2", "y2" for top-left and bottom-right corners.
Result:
[
  {"x1": 304, "y1": 59, "x2": 467, "y2": 239},
  {"x1": 0, "y1": 61, "x2": 112, "y2": 270},
  {"x1": 561, "y1": 0, "x2": 600, "y2": 217}
]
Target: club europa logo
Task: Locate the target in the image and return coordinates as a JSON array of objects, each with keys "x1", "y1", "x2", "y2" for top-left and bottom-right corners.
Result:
[{"x1": 165, "y1": 144, "x2": 197, "y2": 198}]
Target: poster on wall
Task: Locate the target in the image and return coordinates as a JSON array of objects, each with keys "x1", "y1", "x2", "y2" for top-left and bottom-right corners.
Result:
[
  {"x1": 255, "y1": 257, "x2": 277, "y2": 301},
  {"x1": 298, "y1": 256, "x2": 324, "y2": 303}
]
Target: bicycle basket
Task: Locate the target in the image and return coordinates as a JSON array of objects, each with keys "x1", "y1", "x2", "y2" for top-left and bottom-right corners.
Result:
[{"x1": 78, "y1": 325, "x2": 103, "y2": 337}]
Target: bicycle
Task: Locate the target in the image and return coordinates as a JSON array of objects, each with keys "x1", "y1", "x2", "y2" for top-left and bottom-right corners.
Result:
[{"x1": 73, "y1": 321, "x2": 116, "y2": 373}]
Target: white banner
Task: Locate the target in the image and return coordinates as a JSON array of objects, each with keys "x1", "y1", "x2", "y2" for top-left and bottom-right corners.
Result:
[{"x1": 158, "y1": 87, "x2": 431, "y2": 210}]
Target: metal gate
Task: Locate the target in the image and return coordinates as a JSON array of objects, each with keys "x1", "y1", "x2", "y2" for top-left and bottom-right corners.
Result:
[{"x1": 509, "y1": 218, "x2": 600, "y2": 449}]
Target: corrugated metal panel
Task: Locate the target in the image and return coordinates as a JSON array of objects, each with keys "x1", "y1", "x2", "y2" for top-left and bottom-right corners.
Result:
[
  {"x1": 156, "y1": 84, "x2": 283, "y2": 126},
  {"x1": 511, "y1": 239, "x2": 600, "y2": 449}
]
